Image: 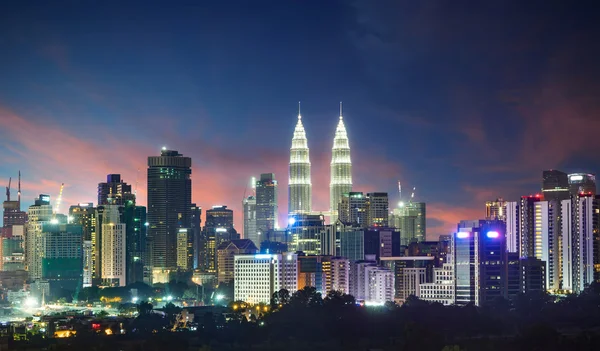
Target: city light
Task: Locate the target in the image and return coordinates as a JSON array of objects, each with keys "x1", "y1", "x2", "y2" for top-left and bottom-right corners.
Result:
[
  {"x1": 215, "y1": 294, "x2": 225, "y2": 301},
  {"x1": 486, "y1": 231, "x2": 500, "y2": 238},
  {"x1": 24, "y1": 297, "x2": 37, "y2": 308},
  {"x1": 288, "y1": 217, "x2": 296, "y2": 226},
  {"x1": 456, "y1": 232, "x2": 470, "y2": 239},
  {"x1": 50, "y1": 218, "x2": 59, "y2": 224},
  {"x1": 166, "y1": 296, "x2": 173, "y2": 301},
  {"x1": 132, "y1": 297, "x2": 139, "y2": 303},
  {"x1": 254, "y1": 254, "x2": 272, "y2": 259}
]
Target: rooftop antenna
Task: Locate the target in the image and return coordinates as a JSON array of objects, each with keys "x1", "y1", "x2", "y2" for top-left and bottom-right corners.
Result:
[
  {"x1": 5, "y1": 177, "x2": 11, "y2": 202},
  {"x1": 398, "y1": 181, "x2": 402, "y2": 202},
  {"x1": 17, "y1": 171, "x2": 21, "y2": 207},
  {"x1": 134, "y1": 168, "x2": 140, "y2": 197},
  {"x1": 339, "y1": 101, "x2": 343, "y2": 119}
]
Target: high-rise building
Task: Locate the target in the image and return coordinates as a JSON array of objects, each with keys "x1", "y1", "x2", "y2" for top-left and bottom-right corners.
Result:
[
  {"x1": 243, "y1": 195, "x2": 257, "y2": 246},
  {"x1": 41, "y1": 223, "x2": 83, "y2": 296},
  {"x1": 381, "y1": 256, "x2": 434, "y2": 304},
  {"x1": 256, "y1": 173, "x2": 278, "y2": 235},
  {"x1": 69, "y1": 203, "x2": 96, "y2": 241},
  {"x1": 561, "y1": 194, "x2": 598, "y2": 293},
  {"x1": 100, "y1": 205, "x2": 126, "y2": 287},
  {"x1": 126, "y1": 205, "x2": 147, "y2": 284},
  {"x1": 518, "y1": 195, "x2": 543, "y2": 258},
  {"x1": 453, "y1": 220, "x2": 507, "y2": 306},
  {"x1": 349, "y1": 259, "x2": 394, "y2": 304},
  {"x1": 26, "y1": 194, "x2": 53, "y2": 280},
  {"x1": 288, "y1": 105, "x2": 311, "y2": 215},
  {"x1": 542, "y1": 170, "x2": 570, "y2": 201},
  {"x1": 338, "y1": 192, "x2": 367, "y2": 227},
  {"x1": 202, "y1": 206, "x2": 238, "y2": 273},
  {"x1": 2, "y1": 171, "x2": 27, "y2": 238},
  {"x1": 391, "y1": 202, "x2": 426, "y2": 244},
  {"x1": 83, "y1": 240, "x2": 93, "y2": 287},
  {"x1": 519, "y1": 257, "x2": 546, "y2": 294},
  {"x1": 190, "y1": 205, "x2": 202, "y2": 270},
  {"x1": 147, "y1": 149, "x2": 192, "y2": 281},
  {"x1": 297, "y1": 255, "x2": 350, "y2": 295},
  {"x1": 366, "y1": 192, "x2": 389, "y2": 227},
  {"x1": 418, "y1": 263, "x2": 454, "y2": 305},
  {"x1": 485, "y1": 198, "x2": 507, "y2": 222},
  {"x1": 216, "y1": 239, "x2": 258, "y2": 284},
  {"x1": 339, "y1": 227, "x2": 401, "y2": 262},
  {"x1": 330, "y1": 103, "x2": 352, "y2": 223},
  {"x1": 1, "y1": 225, "x2": 25, "y2": 271},
  {"x1": 288, "y1": 214, "x2": 325, "y2": 255},
  {"x1": 568, "y1": 173, "x2": 597, "y2": 196},
  {"x1": 98, "y1": 174, "x2": 134, "y2": 206},
  {"x1": 234, "y1": 253, "x2": 298, "y2": 304}
]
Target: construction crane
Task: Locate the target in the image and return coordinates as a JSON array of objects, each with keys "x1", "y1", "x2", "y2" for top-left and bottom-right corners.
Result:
[
  {"x1": 17, "y1": 171, "x2": 21, "y2": 206},
  {"x1": 53, "y1": 183, "x2": 65, "y2": 219},
  {"x1": 5, "y1": 177, "x2": 11, "y2": 201},
  {"x1": 410, "y1": 187, "x2": 416, "y2": 203}
]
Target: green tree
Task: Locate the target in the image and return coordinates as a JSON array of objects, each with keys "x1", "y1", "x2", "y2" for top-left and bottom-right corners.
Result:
[
  {"x1": 137, "y1": 300, "x2": 153, "y2": 315},
  {"x1": 96, "y1": 310, "x2": 109, "y2": 319},
  {"x1": 289, "y1": 286, "x2": 323, "y2": 307}
]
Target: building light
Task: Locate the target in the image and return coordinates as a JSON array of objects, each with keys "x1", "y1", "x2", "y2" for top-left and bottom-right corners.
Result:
[
  {"x1": 487, "y1": 231, "x2": 500, "y2": 238},
  {"x1": 255, "y1": 254, "x2": 272, "y2": 259},
  {"x1": 456, "y1": 232, "x2": 469, "y2": 239}
]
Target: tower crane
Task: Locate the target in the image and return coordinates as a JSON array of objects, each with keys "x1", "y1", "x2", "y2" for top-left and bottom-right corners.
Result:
[{"x1": 5, "y1": 177, "x2": 11, "y2": 201}]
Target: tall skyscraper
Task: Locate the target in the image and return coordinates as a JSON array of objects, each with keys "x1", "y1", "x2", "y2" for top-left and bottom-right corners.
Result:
[
  {"x1": 392, "y1": 202, "x2": 426, "y2": 244},
  {"x1": 561, "y1": 194, "x2": 598, "y2": 293},
  {"x1": 234, "y1": 253, "x2": 298, "y2": 304},
  {"x1": 485, "y1": 198, "x2": 507, "y2": 222},
  {"x1": 243, "y1": 195, "x2": 257, "y2": 245},
  {"x1": 519, "y1": 195, "x2": 542, "y2": 258},
  {"x1": 338, "y1": 192, "x2": 367, "y2": 227},
  {"x1": 256, "y1": 173, "x2": 278, "y2": 235},
  {"x1": 330, "y1": 103, "x2": 352, "y2": 223},
  {"x1": 289, "y1": 104, "x2": 312, "y2": 215},
  {"x1": 69, "y1": 203, "x2": 96, "y2": 242},
  {"x1": 41, "y1": 223, "x2": 83, "y2": 296},
  {"x1": 147, "y1": 149, "x2": 192, "y2": 280},
  {"x1": 568, "y1": 173, "x2": 597, "y2": 196},
  {"x1": 542, "y1": 170, "x2": 570, "y2": 201},
  {"x1": 366, "y1": 192, "x2": 389, "y2": 227},
  {"x1": 190, "y1": 205, "x2": 202, "y2": 270},
  {"x1": 98, "y1": 174, "x2": 134, "y2": 206},
  {"x1": 288, "y1": 214, "x2": 325, "y2": 255},
  {"x1": 100, "y1": 205, "x2": 126, "y2": 287},
  {"x1": 26, "y1": 195, "x2": 53, "y2": 280}
]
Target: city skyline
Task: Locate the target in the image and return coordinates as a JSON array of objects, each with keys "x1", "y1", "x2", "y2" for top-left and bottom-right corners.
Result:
[{"x1": 1, "y1": 2, "x2": 600, "y2": 238}]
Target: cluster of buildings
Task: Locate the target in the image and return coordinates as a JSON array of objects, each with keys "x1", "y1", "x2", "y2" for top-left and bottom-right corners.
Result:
[{"x1": 0, "y1": 105, "x2": 597, "y2": 310}]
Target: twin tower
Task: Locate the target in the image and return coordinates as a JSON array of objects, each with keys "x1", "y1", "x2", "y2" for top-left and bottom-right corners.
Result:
[{"x1": 288, "y1": 102, "x2": 352, "y2": 222}]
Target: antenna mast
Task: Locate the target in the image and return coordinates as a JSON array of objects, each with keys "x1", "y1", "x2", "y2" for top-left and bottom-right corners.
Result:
[
  {"x1": 5, "y1": 177, "x2": 11, "y2": 202},
  {"x1": 17, "y1": 171, "x2": 21, "y2": 207}
]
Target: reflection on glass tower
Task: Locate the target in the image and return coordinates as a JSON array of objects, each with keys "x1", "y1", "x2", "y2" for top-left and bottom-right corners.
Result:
[
  {"x1": 330, "y1": 102, "x2": 352, "y2": 223},
  {"x1": 288, "y1": 102, "x2": 312, "y2": 215}
]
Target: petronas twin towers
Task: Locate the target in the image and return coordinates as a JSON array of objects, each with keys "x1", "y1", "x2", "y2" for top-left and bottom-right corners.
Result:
[{"x1": 288, "y1": 103, "x2": 352, "y2": 222}]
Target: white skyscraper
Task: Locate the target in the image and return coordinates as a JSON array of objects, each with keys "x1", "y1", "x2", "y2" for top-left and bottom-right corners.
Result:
[
  {"x1": 288, "y1": 103, "x2": 312, "y2": 215},
  {"x1": 101, "y1": 205, "x2": 126, "y2": 287},
  {"x1": 234, "y1": 253, "x2": 298, "y2": 304},
  {"x1": 330, "y1": 102, "x2": 352, "y2": 223},
  {"x1": 26, "y1": 195, "x2": 53, "y2": 280}
]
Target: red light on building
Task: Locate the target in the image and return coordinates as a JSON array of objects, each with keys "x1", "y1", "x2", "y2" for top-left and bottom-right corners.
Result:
[{"x1": 92, "y1": 323, "x2": 101, "y2": 330}]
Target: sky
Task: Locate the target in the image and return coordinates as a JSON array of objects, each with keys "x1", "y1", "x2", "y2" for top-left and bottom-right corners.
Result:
[{"x1": 1, "y1": 1, "x2": 599, "y2": 239}]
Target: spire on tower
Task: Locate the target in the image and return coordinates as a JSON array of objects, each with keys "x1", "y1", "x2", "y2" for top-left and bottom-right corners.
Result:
[
  {"x1": 18, "y1": 170, "x2": 21, "y2": 206},
  {"x1": 339, "y1": 101, "x2": 343, "y2": 119},
  {"x1": 298, "y1": 101, "x2": 301, "y2": 119}
]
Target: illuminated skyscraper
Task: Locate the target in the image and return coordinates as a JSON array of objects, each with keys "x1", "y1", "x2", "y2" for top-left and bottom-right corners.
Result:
[
  {"x1": 542, "y1": 170, "x2": 570, "y2": 201},
  {"x1": 243, "y1": 195, "x2": 257, "y2": 245},
  {"x1": 147, "y1": 148, "x2": 192, "y2": 281},
  {"x1": 568, "y1": 173, "x2": 597, "y2": 196},
  {"x1": 485, "y1": 198, "x2": 507, "y2": 222},
  {"x1": 330, "y1": 103, "x2": 352, "y2": 223},
  {"x1": 288, "y1": 103, "x2": 311, "y2": 215},
  {"x1": 256, "y1": 173, "x2": 278, "y2": 234},
  {"x1": 98, "y1": 174, "x2": 135, "y2": 206}
]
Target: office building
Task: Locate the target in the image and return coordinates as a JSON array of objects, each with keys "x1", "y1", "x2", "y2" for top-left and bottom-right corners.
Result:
[
  {"x1": 41, "y1": 223, "x2": 83, "y2": 296},
  {"x1": 68, "y1": 203, "x2": 96, "y2": 241},
  {"x1": 1, "y1": 225, "x2": 25, "y2": 271},
  {"x1": 366, "y1": 192, "x2": 389, "y2": 227},
  {"x1": 288, "y1": 214, "x2": 325, "y2": 255},
  {"x1": 381, "y1": 256, "x2": 434, "y2": 304},
  {"x1": 256, "y1": 173, "x2": 278, "y2": 235},
  {"x1": 83, "y1": 240, "x2": 93, "y2": 287},
  {"x1": 506, "y1": 195, "x2": 543, "y2": 258},
  {"x1": 288, "y1": 106, "x2": 312, "y2": 215},
  {"x1": 126, "y1": 205, "x2": 147, "y2": 284},
  {"x1": 418, "y1": 263, "x2": 454, "y2": 305},
  {"x1": 542, "y1": 170, "x2": 570, "y2": 201},
  {"x1": 297, "y1": 255, "x2": 350, "y2": 295},
  {"x1": 98, "y1": 174, "x2": 135, "y2": 206},
  {"x1": 243, "y1": 195, "x2": 258, "y2": 245},
  {"x1": 391, "y1": 202, "x2": 426, "y2": 244},
  {"x1": 330, "y1": 104, "x2": 352, "y2": 223},
  {"x1": 234, "y1": 253, "x2": 298, "y2": 304},
  {"x1": 147, "y1": 149, "x2": 192, "y2": 281},
  {"x1": 26, "y1": 195, "x2": 53, "y2": 280},
  {"x1": 339, "y1": 227, "x2": 401, "y2": 262},
  {"x1": 338, "y1": 192, "x2": 367, "y2": 227},
  {"x1": 568, "y1": 173, "x2": 596, "y2": 196},
  {"x1": 520, "y1": 257, "x2": 546, "y2": 294},
  {"x1": 216, "y1": 239, "x2": 258, "y2": 284},
  {"x1": 485, "y1": 198, "x2": 507, "y2": 222},
  {"x1": 100, "y1": 205, "x2": 126, "y2": 286},
  {"x1": 453, "y1": 220, "x2": 507, "y2": 306},
  {"x1": 202, "y1": 206, "x2": 238, "y2": 273}
]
